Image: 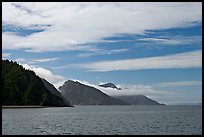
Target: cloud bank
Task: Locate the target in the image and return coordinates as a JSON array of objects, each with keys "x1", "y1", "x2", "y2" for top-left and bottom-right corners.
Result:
[
  {"x1": 66, "y1": 79, "x2": 202, "y2": 104},
  {"x1": 152, "y1": 81, "x2": 202, "y2": 88},
  {"x1": 75, "y1": 50, "x2": 202, "y2": 72},
  {"x1": 2, "y1": 2, "x2": 202, "y2": 52},
  {"x1": 21, "y1": 64, "x2": 66, "y2": 88}
]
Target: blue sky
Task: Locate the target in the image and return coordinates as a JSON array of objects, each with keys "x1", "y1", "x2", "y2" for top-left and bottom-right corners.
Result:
[{"x1": 2, "y1": 2, "x2": 202, "y2": 104}]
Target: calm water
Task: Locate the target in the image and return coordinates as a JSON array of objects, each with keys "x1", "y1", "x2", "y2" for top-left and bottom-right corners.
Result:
[{"x1": 2, "y1": 105, "x2": 202, "y2": 135}]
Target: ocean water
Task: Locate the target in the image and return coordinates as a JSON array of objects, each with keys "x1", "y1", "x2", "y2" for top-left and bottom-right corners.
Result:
[{"x1": 2, "y1": 105, "x2": 202, "y2": 135}]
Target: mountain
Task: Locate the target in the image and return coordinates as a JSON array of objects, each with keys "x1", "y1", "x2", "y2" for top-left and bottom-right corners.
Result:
[
  {"x1": 2, "y1": 59, "x2": 70, "y2": 107},
  {"x1": 59, "y1": 80, "x2": 130, "y2": 105},
  {"x1": 113, "y1": 95, "x2": 163, "y2": 105},
  {"x1": 41, "y1": 78, "x2": 70, "y2": 106},
  {"x1": 98, "y1": 83, "x2": 121, "y2": 90}
]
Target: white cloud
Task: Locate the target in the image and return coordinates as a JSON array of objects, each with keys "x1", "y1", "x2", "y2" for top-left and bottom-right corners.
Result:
[
  {"x1": 151, "y1": 81, "x2": 202, "y2": 88},
  {"x1": 75, "y1": 50, "x2": 202, "y2": 72},
  {"x1": 2, "y1": 2, "x2": 202, "y2": 52},
  {"x1": 13, "y1": 57, "x2": 60, "y2": 65},
  {"x1": 15, "y1": 58, "x2": 26, "y2": 62},
  {"x1": 2, "y1": 53, "x2": 12, "y2": 58},
  {"x1": 98, "y1": 84, "x2": 172, "y2": 96},
  {"x1": 78, "y1": 48, "x2": 129, "y2": 57},
  {"x1": 32, "y1": 58, "x2": 60, "y2": 62},
  {"x1": 21, "y1": 63, "x2": 66, "y2": 89},
  {"x1": 138, "y1": 36, "x2": 202, "y2": 46},
  {"x1": 2, "y1": 32, "x2": 27, "y2": 50}
]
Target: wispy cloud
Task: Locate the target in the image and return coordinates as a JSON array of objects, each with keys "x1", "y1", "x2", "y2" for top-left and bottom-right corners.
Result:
[
  {"x1": 2, "y1": 53, "x2": 12, "y2": 58},
  {"x1": 151, "y1": 81, "x2": 202, "y2": 88},
  {"x1": 138, "y1": 36, "x2": 202, "y2": 46},
  {"x1": 32, "y1": 58, "x2": 60, "y2": 62},
  {"x1": 15, "y1": 58, "x2": 26, "y2": 62},
  {"x1": 2, "y1": 2, "x2": 202, "y2": 52},
  {"x1": 74, "y1": 50, "x2": 202, "y2": 72},
  {"x1": 78, "y1": 48, "x2": 129, "y2": 57},
  {"x1": 13, "y1": 57, "x2": 60, "y2": 64}
]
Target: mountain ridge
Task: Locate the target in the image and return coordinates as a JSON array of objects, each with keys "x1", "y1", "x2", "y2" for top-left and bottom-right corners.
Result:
[
  {"x1": 59, "y1": 80, "x2": 129, "y2": 105},
  {"x1": 113, "y1": 95, "x2": 164, "y2": 105}
]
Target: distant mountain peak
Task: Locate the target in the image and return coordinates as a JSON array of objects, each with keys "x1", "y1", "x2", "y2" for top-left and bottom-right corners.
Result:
[
  {"x1": 64, "y1": 80, "x2": 81, "y2": 85},
  {"x1": 60, "y1": 80, "x2": 90, "y2": 89},
  {"x1": 65, "y1": 80, "x2": 76, "y2": 84},
  {"x1": 98, "y1": 83, "x2": 121, "y2": 90},
  {"x1": 59, "y1": 80, "x2": 129, "y2": 105}
]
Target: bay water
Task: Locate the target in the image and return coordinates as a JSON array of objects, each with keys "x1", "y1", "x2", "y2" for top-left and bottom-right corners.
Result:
[{"x1": 2, "y1": 105, "x2": 202, "y2": 135}]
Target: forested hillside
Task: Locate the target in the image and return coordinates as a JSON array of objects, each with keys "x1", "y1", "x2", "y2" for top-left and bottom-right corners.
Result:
[{"x1": 2, "y1": 59, "x2": 69, "y2": 107}]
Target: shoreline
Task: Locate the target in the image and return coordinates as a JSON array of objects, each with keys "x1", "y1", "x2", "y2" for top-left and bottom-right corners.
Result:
[
  {"x1": 2, "y1": 106, "x2": 47, "y2": 109},
  {"x1": 2, "y1": 105, "x2": 74, "y2": 109}
]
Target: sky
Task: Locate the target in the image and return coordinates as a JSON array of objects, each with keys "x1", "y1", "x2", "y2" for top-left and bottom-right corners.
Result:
[{"x1": 2, "y1": 2, "x2": 202, "y2": 105}]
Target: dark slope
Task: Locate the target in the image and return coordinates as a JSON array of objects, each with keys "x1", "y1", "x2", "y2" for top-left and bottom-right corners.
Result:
[
  {"x1": 41, "y1": 78, "x2": 70, "y2": 106},
  {"x1": 2, "y1": 59, "x2": 69, "y2": 107}
]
